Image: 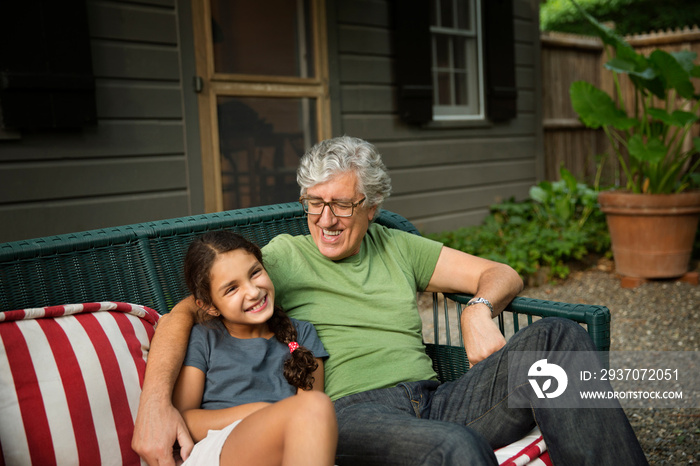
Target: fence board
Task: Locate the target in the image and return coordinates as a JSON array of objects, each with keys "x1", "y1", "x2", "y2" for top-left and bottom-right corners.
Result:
[{"x1": 541, "y1": 27, "x2": 700, "y2": 186}]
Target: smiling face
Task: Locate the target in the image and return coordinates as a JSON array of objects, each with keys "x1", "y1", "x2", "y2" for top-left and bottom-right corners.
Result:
[
  {"x1": 202, "y1": 249, "x2": 275, "y2": 338},
  {"x1": 305, "y1": 171, "x2": 377, "y2": 261}
]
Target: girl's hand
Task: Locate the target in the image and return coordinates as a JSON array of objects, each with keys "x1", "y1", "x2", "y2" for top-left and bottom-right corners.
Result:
[{"x1": 180, "y1": 403, "x2": 272, "y2": 442}]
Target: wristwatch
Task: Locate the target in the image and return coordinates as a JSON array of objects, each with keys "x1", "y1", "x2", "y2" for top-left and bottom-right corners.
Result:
[{"x1": 466, "y1": 297, "x2": 494, "y2": 314}]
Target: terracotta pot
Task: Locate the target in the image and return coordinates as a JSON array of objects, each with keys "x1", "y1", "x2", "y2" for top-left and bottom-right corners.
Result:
[{"x1": 597, "y1": 190, "x2": 700, "y2": 278}]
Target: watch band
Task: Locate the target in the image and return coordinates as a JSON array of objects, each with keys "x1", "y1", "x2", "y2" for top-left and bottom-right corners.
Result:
[{"x1": 466, "y1": 297, "x2": 494, "y2": 314}]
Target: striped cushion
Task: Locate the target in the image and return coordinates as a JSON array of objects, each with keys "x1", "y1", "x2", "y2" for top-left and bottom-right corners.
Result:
[
  {"x1": 0, "y1": 302, "x2": 159, "y2": 466},
  {"x1": 495, "y1": 427, "x2": 552, "y2": 466}
]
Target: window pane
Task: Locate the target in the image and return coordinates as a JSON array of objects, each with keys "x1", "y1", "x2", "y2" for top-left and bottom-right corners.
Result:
[
  {"x1": 440, "y1": 0, "x2": 453, "y2": 29},
  {"x1": 453, "y1": 71, "x2": 467, "y2": 105},
  {"x1": 435, "y1": 35, "x2": 450, "y2": 69},
  {"x1": 217, "y1": 96, "x2": 317, "y2": 209},
  {"x1": 430, "y1": 0, "x2": 438, "y2": 27},
  {"x1": 456, "y1": 0, "x2": 470, "y2": 30},
  {"x1": 453, "y1": 37, "x2": 466, "y2": 70},
  {"x1": 437, "y1": 72, "x2": 451, "y2": 105},
  {"x1": 211, "y1": 0, "x2": 314, "y2": 77}
]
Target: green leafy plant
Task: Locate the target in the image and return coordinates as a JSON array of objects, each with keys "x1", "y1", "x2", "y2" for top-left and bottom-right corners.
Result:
[
  {"x1": 540, "y1": 0, "x2": 700, "y2": 36},
  {"x1": 426, "y1": 169, "x2": 609, "y2": 282},
  {"x1": 567, "y1": 0, "x2": 700, "y2": 193},
  {"x1": 529, "y1": 167, "x2": 599, "y2": 229}
]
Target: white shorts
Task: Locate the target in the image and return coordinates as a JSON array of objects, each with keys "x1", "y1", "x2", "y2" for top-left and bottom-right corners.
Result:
[{"x1": 182, "y1": 420, "x2": 242, "y2": 466}]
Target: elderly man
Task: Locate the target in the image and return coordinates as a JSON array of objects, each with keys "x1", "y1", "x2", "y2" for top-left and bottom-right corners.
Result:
[{"x1": 133, "y1": 136, "x2": 647, "y2": 465}]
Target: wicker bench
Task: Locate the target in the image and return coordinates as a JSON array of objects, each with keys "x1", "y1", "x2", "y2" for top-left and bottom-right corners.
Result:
[{"x1": 0, "y1": 202, "x2": 611, "y2": 464}]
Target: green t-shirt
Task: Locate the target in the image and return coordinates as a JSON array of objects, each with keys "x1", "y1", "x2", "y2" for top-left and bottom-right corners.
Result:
[{"x1": 262, "y1": 223, "x2": 442, "y2": 401}]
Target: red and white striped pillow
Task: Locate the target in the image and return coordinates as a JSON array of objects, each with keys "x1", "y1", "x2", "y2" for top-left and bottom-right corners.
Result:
[
  {"x1": 0, "y1": 302, "x2": 159, "y2": 466},
  {"x1": 495, "y1": 427, "x2": 552, "y2": 466}
]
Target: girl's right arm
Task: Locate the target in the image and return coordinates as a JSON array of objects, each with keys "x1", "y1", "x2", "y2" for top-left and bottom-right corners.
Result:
[{"x1": 173, "y1": 365, "x2": 271, "y2": 442}]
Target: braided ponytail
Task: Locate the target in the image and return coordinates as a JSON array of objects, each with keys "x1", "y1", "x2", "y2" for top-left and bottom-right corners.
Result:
[{"x1": 267, "y1": 307, "x2": 318, "y2": 390}]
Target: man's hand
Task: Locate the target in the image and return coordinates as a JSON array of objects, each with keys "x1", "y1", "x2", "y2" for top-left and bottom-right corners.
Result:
[
  {"x1": 132, "y1": 396, "x2": 194, "y2": 465},
  {"x1": 461, "y1": 305, "x2": 506, "y2": 367}
]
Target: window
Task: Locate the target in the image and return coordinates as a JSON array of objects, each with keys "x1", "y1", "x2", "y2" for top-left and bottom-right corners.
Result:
[
  {"x1": 394, "y1": 0, "x2": 516, "y2": 125},
  {"x1": 430, "y1": 0, "x2": 484, "y2": 120}
]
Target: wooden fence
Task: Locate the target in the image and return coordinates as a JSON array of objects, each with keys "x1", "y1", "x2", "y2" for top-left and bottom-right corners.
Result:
[{"x1": 541, "y1": 26, "x2": 700, "y2": 186}]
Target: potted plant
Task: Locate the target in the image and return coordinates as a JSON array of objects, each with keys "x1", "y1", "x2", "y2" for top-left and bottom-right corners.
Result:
[{"x1": 568, "y1": 1, "x2": 700, "y2": 279}]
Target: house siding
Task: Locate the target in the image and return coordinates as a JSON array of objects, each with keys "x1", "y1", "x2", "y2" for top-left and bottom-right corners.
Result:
[
  {"x1": 0, "y1": 0, "x2": 193, "y2": 242},
  {"x1": 0, "y1": 0, "x2": 544, "y2": 242},
  {"x1": 331, "y1": 0, "x2": 543, "y2": 233}
]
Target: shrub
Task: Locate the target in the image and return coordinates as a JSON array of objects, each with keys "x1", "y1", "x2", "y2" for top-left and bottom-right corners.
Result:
[
  {"x1": 540, "y1": 0, "x2": 700, "y2": 36},
  {"x1": 426, "y1": 169, "x2": 610, "y2": 282}
]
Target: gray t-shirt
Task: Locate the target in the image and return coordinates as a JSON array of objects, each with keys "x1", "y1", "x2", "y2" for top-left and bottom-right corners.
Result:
[{"x1": 183, "y1": 318, "x2": 328, "y2": 409}]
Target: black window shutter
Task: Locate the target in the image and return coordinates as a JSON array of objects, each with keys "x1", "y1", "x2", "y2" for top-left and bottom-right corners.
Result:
[
  {"x1": 482, "y1": 0, "x2": 517, "y2": 121},
  {"x1": 0, "y1": 0, "x2": 97, "y2": 130},
  {"x1": 393, "y1": 0, "x2": 433, "y2": 124}
]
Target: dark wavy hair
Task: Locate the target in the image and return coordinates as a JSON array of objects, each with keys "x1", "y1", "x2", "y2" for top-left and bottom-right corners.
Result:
[{"x1": 183, "y1": 230, "x2": 318, "y2": 390}]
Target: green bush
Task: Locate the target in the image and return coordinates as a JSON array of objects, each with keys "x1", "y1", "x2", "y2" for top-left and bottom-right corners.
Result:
[
  {"x1": 426, "y1": 169, "x2": 610, "y2": 282},
  {"x1": 540, "y1": 0, "x2": 700, "y2": 37}
]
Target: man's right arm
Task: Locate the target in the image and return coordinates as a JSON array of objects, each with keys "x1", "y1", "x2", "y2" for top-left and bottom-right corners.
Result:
[{"x1": 132, "y1": 296, "x2": 198, "y2": 465}]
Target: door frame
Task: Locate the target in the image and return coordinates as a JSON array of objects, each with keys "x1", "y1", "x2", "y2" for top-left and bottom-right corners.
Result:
[{"x1": 191, "y1": 0, "x2": 332, "y2": 212}]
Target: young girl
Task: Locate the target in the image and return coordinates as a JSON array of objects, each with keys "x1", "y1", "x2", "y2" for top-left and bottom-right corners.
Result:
[{"x1": 172, "y1": 231, "x2": 337, "y2": 466}]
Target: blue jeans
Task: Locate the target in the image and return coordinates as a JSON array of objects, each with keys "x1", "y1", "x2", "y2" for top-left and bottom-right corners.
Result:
[{"x1": 333, "y1": 318, "x2": 648, "y2": 465}]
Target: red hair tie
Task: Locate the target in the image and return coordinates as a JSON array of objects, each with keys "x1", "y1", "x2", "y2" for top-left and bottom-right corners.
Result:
[{"x1": 288, "y1": 341, "x2": 300, "y2": 353}]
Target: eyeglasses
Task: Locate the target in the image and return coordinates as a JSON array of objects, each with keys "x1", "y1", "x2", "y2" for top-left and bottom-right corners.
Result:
[{"x1": 299, "y1": 196, "x2": 366, "y2": 218}]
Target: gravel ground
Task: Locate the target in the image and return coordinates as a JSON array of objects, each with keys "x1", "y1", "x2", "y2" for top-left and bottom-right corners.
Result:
[{"x1": 419, "y1": 257, "x2": 699, "y2": 465}]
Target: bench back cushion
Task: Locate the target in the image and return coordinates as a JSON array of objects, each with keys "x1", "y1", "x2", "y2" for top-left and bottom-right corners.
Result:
[{"x1": 0, "y1": 302, "x2": 159, "y2": 466}]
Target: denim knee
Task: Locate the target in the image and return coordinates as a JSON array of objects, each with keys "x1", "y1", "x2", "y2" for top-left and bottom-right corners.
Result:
[{"x1": 514, "y1": 316, "x2": 596, "y2": 352}]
